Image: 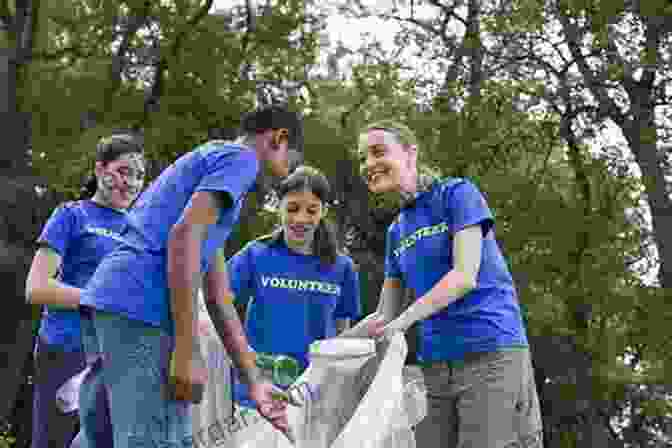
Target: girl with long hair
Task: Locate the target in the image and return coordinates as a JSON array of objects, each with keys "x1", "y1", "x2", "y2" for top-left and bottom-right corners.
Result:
[{"x1": 228, "y1": 165, "x2": 362, "y2": 408}]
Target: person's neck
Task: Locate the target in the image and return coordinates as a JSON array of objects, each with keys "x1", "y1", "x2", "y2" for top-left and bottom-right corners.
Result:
[
  {"x1": 398, "y1": 173, "x2": 419, "y2": 205},
  {"x1": 90, "y1": 194, "x2": 125, "y2": 212},
  {"x1": 284, "y1": 234, "x2": 313, "y2": 255}
]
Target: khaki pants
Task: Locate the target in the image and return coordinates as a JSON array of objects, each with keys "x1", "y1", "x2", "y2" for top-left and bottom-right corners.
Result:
[{"x1": 414, "y1": 349, "x2": 543, "y2": 448}]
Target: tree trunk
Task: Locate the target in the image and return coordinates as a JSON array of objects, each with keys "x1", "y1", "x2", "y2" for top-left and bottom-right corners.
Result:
[
  {"x1": 561, "y1": 11, "x2": 672, "y2": 290},
  {"x1": 622, "y1": 109, "x2": 672, "y2": 290},
  {"x1": 0, "y1": 178, "x2": 44, "y2": 423},
  {"x1": 0, "y1": 0, "x2": 42, "y2": 423}
]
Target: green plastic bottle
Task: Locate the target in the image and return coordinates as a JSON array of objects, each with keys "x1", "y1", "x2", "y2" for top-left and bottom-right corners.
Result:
[{"x1": 254, "y1": 353, "x2": 301, "y2": 386}]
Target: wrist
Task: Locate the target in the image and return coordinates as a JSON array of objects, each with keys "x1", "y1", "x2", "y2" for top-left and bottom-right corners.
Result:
[
  {"x1": 206, "y1": 291, "x2": 236, "y2": 306},
  {"x1": 233, "y1": 349, "x2": 261, "y2": 385},
  {"x1": 239, "y1": 365, "x2": 262, "y2": 385},
  {"x1": 221, "y1": 291, "x2": 236, "y2": 305}
]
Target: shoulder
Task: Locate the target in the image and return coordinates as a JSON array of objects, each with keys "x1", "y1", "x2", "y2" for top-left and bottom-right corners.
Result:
[
  {"x1": 434, "y1": 177, "x2": 487, "y2": 204},
  {"x1": 235, "y1": 237, "x2": 273, "y2": 259},
  {"x1": 50, "y1": 200, "x2": 85, "y2": 219},
  {"x1": 433, "y1": 177, "x2": 469, "y2": 195},
  {"x1": 61, "y1": 200, "x2": 85, "y2": 210},
  {"x1": 197, "y1": 142, "x2": 257, "y2": 165},
  {"x1": 172, "y1": 142, "x2": 256, "y2": 172}
]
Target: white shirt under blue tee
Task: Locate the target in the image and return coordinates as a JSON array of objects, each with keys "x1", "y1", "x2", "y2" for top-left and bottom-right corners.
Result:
[
  {"x1": 385, "y1": 178, "x2": 528, "y2": 363},
  {"x1": 37, "y1": 200, "x2": 131, "y2": 352},
  {"x1": 80, "y1": 143, "x2": 259, "y2": 334}
]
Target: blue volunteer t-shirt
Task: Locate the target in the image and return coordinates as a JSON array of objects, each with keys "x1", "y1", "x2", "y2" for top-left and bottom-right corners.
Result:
[
  {"x1": 385, "y1": 178, "x2": 528, "y2": 363},
  {"x1": 229, "y1": 236, "x2": 361, "y2": 406},
  {"x1": 37, "y1": 200, "x2": 130, "y2": 352},
  {"x1": 80, "y1": 143, "x2": 259, "y2": 332}
]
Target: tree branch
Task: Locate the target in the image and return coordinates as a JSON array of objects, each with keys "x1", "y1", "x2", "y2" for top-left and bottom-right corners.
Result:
[
  {"x1": 238, "y1": 0, "x2": 256, "y2": 84},
  {"x1": 173, "y1": 0, "x2": 216, "y2": 57},
  {"x1": 558, "y1": 11, "x2": 626, "y2": 129},
  {"x1": 465, "y1": 0, "x2": 482, "y2": 102},
  {"x1": 32, "y1": 45, "x2": 91, "y2": 62},
  {"x1": 382, "y1": 14, "x2": 446, "y2": 43},
  {"x1": 13, "y1": 0, "x2": 37, "y2": 65},
  {"x1": 426, "y1": 0, "x2": 466, "y2": 27},
  {"x1": 109, "y1": 1, "x2": 152, "y2": 89},
  {"x1": 0, "y1": 0, "x2": 12, "y2": 31},
  {"x1": 136, "y1": 0, "x2": 215, "y2": 129},
  {"x1": 640, "y1": 16, "x2": 661, "y2": 90}
]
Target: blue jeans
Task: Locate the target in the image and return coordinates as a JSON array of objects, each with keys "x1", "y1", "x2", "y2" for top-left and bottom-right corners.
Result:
[{"x1": 80, "y1": 310, "x2": 192, "y2": 448}]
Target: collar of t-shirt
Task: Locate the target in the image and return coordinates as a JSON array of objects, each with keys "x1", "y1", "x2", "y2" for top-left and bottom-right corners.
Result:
[
  {"x1": 87, "y1": 199, "x2": 128, "y2": 215},
  {"x1": 399, "y1": 174, "x2": 439, "y2": 210},
  {"x1": 263, "y1": 230, "x2": 316, "y2": 256}
]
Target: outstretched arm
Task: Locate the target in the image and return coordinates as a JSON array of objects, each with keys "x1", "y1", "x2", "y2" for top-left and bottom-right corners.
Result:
[
  {"x1": 167, "y1": 190, "x2": 230, "y2": 402},
  {"x1": 382, "y1": 225, "x2": 482, "y2": 334},
  {"x1": 204, "y1": 248, "x2": 294, "y2": 438},
  {"x1": 203, "y1": 248, "x2": 261, "y2": 385},
  {"x1": 339, "y1": 278, "x2": 404, "y2": 338}
]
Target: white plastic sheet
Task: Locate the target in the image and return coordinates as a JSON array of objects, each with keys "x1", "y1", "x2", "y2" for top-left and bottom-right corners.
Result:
[
  {"x1": 55, "y1": 366, "x2": 91, "y2": 414},
  {"x1": 194, "y1": 295, "x2": 426, "y2": 448},
  {"x1": 193, "y1": 294, "x2": 234, "y2": 441}
]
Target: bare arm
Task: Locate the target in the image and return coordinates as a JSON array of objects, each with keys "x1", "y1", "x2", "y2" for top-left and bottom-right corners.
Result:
[
  {"x1": 390, "y1": 225, "x2": 482, "y2": 331},
  {"x1": 339, "y1": 278, "x2": 404, "y2": 338},
  {"x1": 168, "y1": 191, "x2": 222, "y2": 357},
  {"x1": 203, "y1": 248, "x2": 262, "y2": 385},
  {"x1": 25, "y1": 247, "x2": 80, "y2": 308},
  {"x1": 375, "y1": 278, "x2": 405, "y2": 323}
]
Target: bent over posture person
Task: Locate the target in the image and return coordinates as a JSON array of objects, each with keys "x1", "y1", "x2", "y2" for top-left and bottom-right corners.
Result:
[
  {"x1": 77, "y1": 105, "x2": 304, "y2": 447},
  {"x1": 228, "y1": 166, "x2": 361, "y2": 408},
  {"x1": 26, "y1": 135, "x2": 145, "y2": 448},
  {"x1": 345, "y1": 120, "x2": 544, "y2": 448}
]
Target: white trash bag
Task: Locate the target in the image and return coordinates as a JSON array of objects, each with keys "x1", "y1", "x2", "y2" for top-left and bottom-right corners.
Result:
[
  {"x1": 293, "y1": 337, "x2": 379, "y2": 447},
  {"x1": 193, "y1": 317, "x2": 427, "y2": 448},
  {"x1": 193, "y1": 293, "x2": 235, "y2": 444},
  {"x1": 55, "y1": 365, "x2": 91, "y2": 414}
]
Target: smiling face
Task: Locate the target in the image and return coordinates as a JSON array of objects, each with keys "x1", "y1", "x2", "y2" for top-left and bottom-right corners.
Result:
[
  {"x1": 360, "y1": 128, "x2": 417, "y2": 194},
  {"x1": 94, "y1": 152, "x2": 146, "y2": 209},
  {"x1": 279, "y1": 189, "x2": 324, "y2": 251}
]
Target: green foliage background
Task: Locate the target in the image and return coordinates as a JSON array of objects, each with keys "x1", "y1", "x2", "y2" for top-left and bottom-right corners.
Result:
[{"x1": 3, "y1": 0, "x2": 670, "y2": 446}]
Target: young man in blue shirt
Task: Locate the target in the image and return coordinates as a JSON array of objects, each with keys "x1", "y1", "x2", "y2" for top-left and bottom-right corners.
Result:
[
  {"x1": 78, "y1": 105, "x2": 303, "y2": 447},
  {"x1": 345, "y1": 120, "x2": 544, "y2": 448}
]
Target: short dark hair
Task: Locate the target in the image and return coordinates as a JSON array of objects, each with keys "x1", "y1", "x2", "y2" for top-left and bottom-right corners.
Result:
[{"x1": 239, "y1": 104, "x2": 304, "y2": 153}]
